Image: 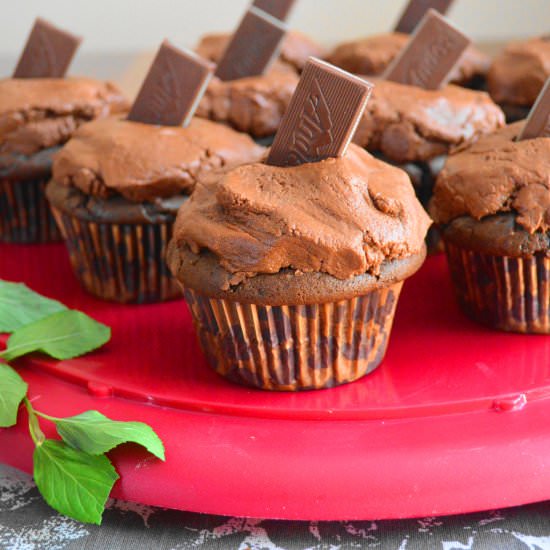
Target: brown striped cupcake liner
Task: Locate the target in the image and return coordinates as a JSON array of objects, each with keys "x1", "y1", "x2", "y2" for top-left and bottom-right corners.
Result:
[
  {"x1": 445, "y1": 241, "x2": 550, "y2": 334},
  {"x1": 183, "y1": 283, "x2": 403, "y2": 391},
  {"x1": 51, "y1": 207, "x2": 181, "y2": 304},
  {"x1": 0, "y1": 177, "x2": 61, "y2": 243}
]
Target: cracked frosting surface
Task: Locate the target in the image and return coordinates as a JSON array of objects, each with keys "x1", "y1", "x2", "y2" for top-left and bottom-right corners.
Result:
[
  {"x1": 195, "y1": 31, "x2": 325, "y2": 72},
  {"x1": 488, "y1": 36, "x2": 550, "y2": 106},
  {"x1": 0, "y1": 77, "x2": 128, "y2": 156},
  {"x1": 353, "y1": 78, "x2": 505, "y2": 163},
  {"x1": 52, "y1": 117, "x2": 265, "y2": 202},
  {"x1": 431, "y1": 122, "x2": 550, "y2": 235},
  {"x1": 326, "y1": 32, "x2": 490, "y2": 85},
  {"x1": 195, "y1": 68, "x2": 299, "y2": 137},
  {"x1": 170, "y1": 144, "x2": 431, "y2": 287}
]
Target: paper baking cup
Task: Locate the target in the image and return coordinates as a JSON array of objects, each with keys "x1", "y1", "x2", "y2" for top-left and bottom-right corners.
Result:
[
  {"x1": 445, "y1": 241, "x2": 550, "y2": 334},
  {"x1": 0, "y1": 177, "x2": 60, "y2": 243},
  {"x1": 183, "y1": 283, "x2": 403, "y2": 391},
  {"x1": 51, "y1": 207, "x2": 181, "y2": 303}
]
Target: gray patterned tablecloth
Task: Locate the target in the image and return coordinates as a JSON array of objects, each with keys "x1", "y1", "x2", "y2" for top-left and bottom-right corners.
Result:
[{"x1": 1, "y1": 463, "x2": 550, "y2": 550}]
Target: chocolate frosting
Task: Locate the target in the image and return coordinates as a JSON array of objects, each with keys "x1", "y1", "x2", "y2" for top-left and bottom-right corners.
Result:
[
  {"x1": 169, "y1": 144, "x2": 431, "y2": 289},
  {"x1": 488, "y1": 36, "x2": 550, "y2": 107},
  {"x1": 195, "y1": 68, "x2": 299, "y2": 137},
  {"x1": 326, "y1": 32, "x2": 490, "y2": 85},
  {"x1": 195, "y1": 30, "x2": 325, "y2": 72},
  {"x1": 52, "y1": 117, "x2": 265, "y2": 202},
  {"x1": 353, "y1": 78, "x2": 505, "y2": 163},
  {"x1": 0, "y1": 77, "x2": 128, "y2": 156},
  {"x1": 431, "y1": 121, "x2": 550, "y2": 236}
]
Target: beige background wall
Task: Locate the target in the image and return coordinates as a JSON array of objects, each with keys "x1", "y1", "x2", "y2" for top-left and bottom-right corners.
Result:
[{"x1": 2, "y1": 0, "x2": 550, "y2": 57}]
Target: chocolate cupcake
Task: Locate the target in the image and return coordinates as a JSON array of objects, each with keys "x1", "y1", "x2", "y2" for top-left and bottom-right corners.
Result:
[
  {"x1": 0, "y1": 78, "x2": 127, "y2": 243},
  {"x1": 327, "y1": 33, "x2": 490, "y2": 90},
  {"x1": 167, "y1": 144, "x2": 431, "y2": 390},
  {"x1": 194, "y1": 9, "x2": 320, "y2": 142},
  {"x1": 430, "y1": 122, "x2": 549, "y2": 333},
  {"x1": 353, "y1": 78, "x2": 504, "y2": 250},
  {"x1": 47, "y1": 117, "x2": 264, "y2": 303},
  {"x1": 487, "y1": 36, "x2": 550, "y2": 122}
]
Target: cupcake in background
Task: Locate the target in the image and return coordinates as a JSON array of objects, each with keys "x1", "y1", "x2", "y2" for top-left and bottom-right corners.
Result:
[
  {"x1": 47, "y1": 41, "x2": 264, "y2": 304},
  {"x1": 430, "y1": 80, "x2": 550, "y2": 333},
  {"x1": 0, "y1": 18, "x2": 128, "y2": 243},
  {"x1": 351, "y1": 10, "x2": 504, "y2": 252},
  {"x1": 195, "y1": 5, "x2": 302, "y2": 143},
  {"x1": 326, "y1": 0, "x2": 490, "y2": 90},
  {"x1": 168, "y1": 58, "x2": 431, "y2": 391},
  {"x1": 487, "y1": 36, "x2": 550, "y2": 122}
]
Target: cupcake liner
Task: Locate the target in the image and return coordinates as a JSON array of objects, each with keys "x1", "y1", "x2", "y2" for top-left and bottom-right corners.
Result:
[
  {"x1": 183, "y1": 282, "x2": 403, "y2": 391},
  {"x1": 51, "y1": 207, "x2": 181, "y2": 303},
  {"x1": 445, "y1": 241, "x2": 550, "y2": 334},
  {"x1": 0, "y1": 177, "x2": 61, "y2": 243}
]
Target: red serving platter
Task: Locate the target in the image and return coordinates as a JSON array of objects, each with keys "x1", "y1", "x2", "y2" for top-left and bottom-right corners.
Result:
[{"x1": 1, "y1": 242, "x2": 549, "y2": 520}]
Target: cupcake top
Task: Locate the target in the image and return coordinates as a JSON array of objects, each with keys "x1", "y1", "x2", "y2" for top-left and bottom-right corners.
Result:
[
  {"x1": 52, "y1": 117, "x2": 265, "y2": 202},
  {"x1": 326, "y1": 32, "x2": 490, "y2": 86},
  {"x1": 195, "y1": 67, "x2": 299, "y2": 137},
  {"x1": 168, "y1": 143, "x2": 431, "y2": 295},
  {"x1": 488, "y1": 36, "x2": 550, "y2": 107},
  {"x1": 431, "y1": 121, "x2": 550, "y2": 235},
  {"x1": 0, "y1": 77, "x2": 128, "y2": 156},
  {"x1": 195, "y1": 30, "x2": 325, "y2": 73},
  {"x1": 353, "y1": 78, "x2": 505, "y2": 163}
]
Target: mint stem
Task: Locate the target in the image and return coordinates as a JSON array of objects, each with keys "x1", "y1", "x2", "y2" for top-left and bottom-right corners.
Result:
[{"x1": 24, "y1": 397, "x2": 45, "y2": 446}]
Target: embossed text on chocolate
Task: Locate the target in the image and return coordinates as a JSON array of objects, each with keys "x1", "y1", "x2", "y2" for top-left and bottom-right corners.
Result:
[
  {"x1": 288, "y1": 78, "x2": 333, "y2": 164},
  {"x1": 408, "y1": 32, "x2": 459, "y2": 88},
  {"x1": 267, "y1": 58, "x2": 373, "y2": 167}
]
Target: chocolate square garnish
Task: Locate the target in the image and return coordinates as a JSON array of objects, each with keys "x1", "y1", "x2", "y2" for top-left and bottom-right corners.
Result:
[
  {"x1": 267, "y1": 57, "x2": 373, "y2": 167},
  {"x1": 13, "y1": 18, "x2": 81, "y2": 78},
  {"x1": 252, "y1": 0, "x2": 296, "y2": 20},
  {"x1": 384, "y1": 9, "x2": 470, "y2": 90},
  {"x1": 394, "y1": 0, "x2": 455, "y2": 34},
  {"x1": 518, "y1": 78, "x2": 550, "y2": 140},
  {"x1": 215, "y1": 7, "x2": 288, "y2": 82},
  {"x1": 127, "y1": 40, "x2": 214, "y2": 127}
]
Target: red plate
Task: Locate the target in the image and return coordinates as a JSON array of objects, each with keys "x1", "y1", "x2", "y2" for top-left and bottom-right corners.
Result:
[{"x1": 1, "y1": 243, "x2": 549, "y2": 520}]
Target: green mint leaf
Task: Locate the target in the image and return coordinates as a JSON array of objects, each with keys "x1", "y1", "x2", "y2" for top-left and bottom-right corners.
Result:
[
  {"x1": 1, "y1": 310, "x2": 110, "y2": 362},
  {"x1": 55, "y1": 410, "x2": 165, "y2": 461},
  {"x1": 0, "y1": 363, "x2": 28, "y2": 427},
  {"x1": 33, "y1": 439, "x2": 119, "y2": 525},
  {"x1": 0, "y1": 280, "x2": 66, "y2": 333}
]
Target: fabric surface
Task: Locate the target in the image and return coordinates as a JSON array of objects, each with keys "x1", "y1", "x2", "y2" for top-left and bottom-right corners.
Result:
[{"x1": 1, "y1": 464, "x2": 550, "y2": 549}]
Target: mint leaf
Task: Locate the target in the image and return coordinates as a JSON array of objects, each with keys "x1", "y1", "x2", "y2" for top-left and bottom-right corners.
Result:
[
  {"x1": 0, "y1": 280, "x2": 66, "y2": 333},
  {"x1": 55, "y1": 411, "x2": 165, "y2": 460},
  {"x1": 1, "y1": 310, "x2": 110, "y2": 362},
  {"x1": 0, "y1": 363, "x2": 28, "y2": 427},
  {"x1": 33, "y1": 440, "x2": 119, "y2": 525}
]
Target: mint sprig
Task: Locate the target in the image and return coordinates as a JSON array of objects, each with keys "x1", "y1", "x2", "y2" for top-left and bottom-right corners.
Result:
[
  {"x1": 0, "y1": 280, "x2": 66, "y2": 332},
  {"x1": 0, "y1": 279, "x2": 165, "y2": 524},
  {"x1": 0, "y1": 363, "x2": 28, "y2": 427},
  {"x1": 1, "y1": 310, "x2": 111, "y2": 362}
]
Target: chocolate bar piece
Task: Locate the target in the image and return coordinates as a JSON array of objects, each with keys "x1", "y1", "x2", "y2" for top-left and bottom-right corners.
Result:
[
  {"x1": 267, "y1": 57, "x2": 373, "y2": 167},
  {"x1": 252, "y1": 0, "x2": 296, "y2": 20},
  {"x1": 215, "y1": 7, "x2": 287, "y2": 81},
  {"x1": 13, "y1": 18, "x2": 81, "y2": 78},
  {"x1": 518, "y1": 78, "x2": 550, "y2": 140},
  {"x1": 384, "y1": 9, "x2": 470, "y2": 90},
  {"x1": 394, "y1": 0, "x2": 454, "y2": 34},
  {"x1": 128, "y1": 41, "x2": 214, "y2": 127}
]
